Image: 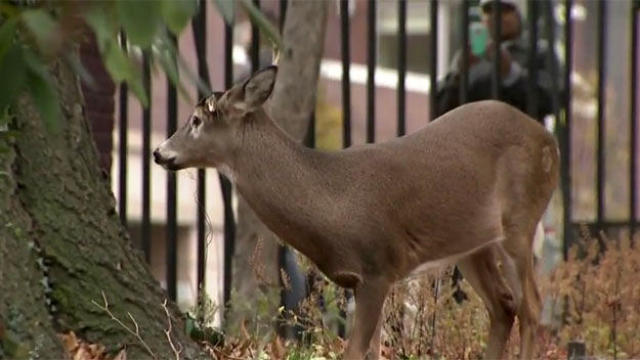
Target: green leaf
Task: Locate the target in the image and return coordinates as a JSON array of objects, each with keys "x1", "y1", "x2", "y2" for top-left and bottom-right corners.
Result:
[
  {"x1": 103, "y1": 42, "x2": 148, "y2": 106},
  {"x1": 0, "y1": 16, "x2": 18, "y2": 63},
  {"x1": 238, "y1": 0, "x2": 282, "y2": 50},
  {"x1": 24, "y1": 52, "x2": 62, "y2": 133},
  {"x1": 84, "y1": 4, "x2": 118, "y2": 50},
  {"x1": 0, "y1": 45, "x2": 26, "y2": 115},
  {"x1": 174, "y1": 44, "x2": 211, "y2": 96},
  {"x1": 212, "y1": 0, "x2": 235, "y2": 25},
  {"x1": 162, "y1": 0, "x2": 198, "y2": 34},
  {"x1": 21, "y1": 9, "x2": 59, "y2": 54},
  {"x1": 116, "y1": 0, "x2": 162, "y2": 47},
  {"x1": 153, "y1": 36, "x2": 181, "y2": 90}
]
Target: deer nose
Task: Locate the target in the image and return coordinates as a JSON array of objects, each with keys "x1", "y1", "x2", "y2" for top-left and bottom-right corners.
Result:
[{"x1": 153, "y1": 149, "x2": 161, "y2": 163}]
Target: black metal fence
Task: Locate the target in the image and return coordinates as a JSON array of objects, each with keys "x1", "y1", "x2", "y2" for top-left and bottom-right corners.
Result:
[{"x1": 115, "y1": 0, "x2": 639, "y2": 325}]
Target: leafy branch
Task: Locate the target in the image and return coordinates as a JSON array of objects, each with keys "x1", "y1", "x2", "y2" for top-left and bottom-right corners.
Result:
[{"x1": 0, "y1": 0, "x2": 281, "y2": 132}]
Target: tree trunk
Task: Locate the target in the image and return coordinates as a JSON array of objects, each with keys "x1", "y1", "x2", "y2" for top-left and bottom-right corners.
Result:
[
  {"x1": 0, "y1": 60, "x2": 202, "y2": 358},
  {"x1": 231, "y1": 0, "x2": 328, "y2": 328}
]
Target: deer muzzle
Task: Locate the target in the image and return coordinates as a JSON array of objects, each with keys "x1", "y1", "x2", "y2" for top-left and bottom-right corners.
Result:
[{"x1": 153, "y1": 147, "x2": 179, "y2": 171}]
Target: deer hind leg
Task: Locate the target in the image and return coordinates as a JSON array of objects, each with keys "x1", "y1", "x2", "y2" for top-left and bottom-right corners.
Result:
[
  {"x1": 344, "y1": 278, "x2": 390, "y2": 360},
  {"x1": 457, "y1": 246, "x2": 517, "y2": 360},
  {"x1": 367, "y1": 309, "x2": 384, "y2": 360},
  {"x1": 502, "y1": 228, "x2": 543, "y2": 360}
]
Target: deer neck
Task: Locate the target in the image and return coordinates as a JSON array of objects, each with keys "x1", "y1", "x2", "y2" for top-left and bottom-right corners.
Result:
[{"x1": 226, "y1": 112, "x2": 329, "y2": 250}]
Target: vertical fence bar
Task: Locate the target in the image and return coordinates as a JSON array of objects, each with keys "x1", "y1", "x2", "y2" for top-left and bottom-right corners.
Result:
[
  {"x1": 562, "y1": 0, "x2": 573, "y2": 259},
  {"x1": 460, "y1": 0, "x2": 469, "y2": 105},
  {"x1": 141, "y1": 52, "x2": 151, "y2": 263},
  {"x1": 397, "y1": 0, "x2": 407, "y2": 137},
  {"x1": 118, "y1": 32, "x2": 128, "y2": 228},
  {"x1": 341, "y1": 0, "x2": 352, "y2": 147},
  {"x1": 305, "y1": 112, "x2": 316, "y2": 148},
  {"x1": 196, "y1": 11, "x2": 207, "y2": 301},
  {"x1": 428, "y1": 0, "x2": 440, "y2": 348},
  {"x1": 252, "y1": 0, "x2": 261, "y2": 72},
  {"x1": 429, "y1": 0, "x2": 438, "y2": 121},
  {"x1": 279, "y1": 0, "x2": 287, "y2": 30},
  {"x1": 276, "y1": 0, "x2": 293, "y2": 340},
  {"x1": 166, "y1": 33, "x2": 178, "y2": 301},
  {"x1": 492, "y1": 1, "x2": 502, "y2": 99},
  {"x1": 526, "y1": 0, "x2": 539, "y2": 118},
  {"x1": 192, "y1": 0, "x2": 209, "y2": 299},
  {"x1": 367, "y1": 0, "x2": 376, "y2": 143},
  {"x1": 596, "y1": 0, "x2": 607, "y2": 225},
  {"x1": 339, "y1": 0, "x2": 351, "y2": 338},
  {"x1": 222, "y1": 16, "x2": 236, "y2": 314},
  {"x1": 544, "y1": 0, "x2": 560, "y2": 119},
  {"x1": 428, "y1": 0, "x2": 440, "y2": 350},
  {"x1": 631, "y1": 3, "x2": 638, "y2": 237}
]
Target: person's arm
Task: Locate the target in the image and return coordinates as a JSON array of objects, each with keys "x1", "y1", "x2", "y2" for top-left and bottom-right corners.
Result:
[
  {"x1": 530, "y1": 41, "x2": 562, "y2": 118},
  {"x1": 436, "y1": 47, "x2": 491, "y2": 116},
  {"x1": 435, "y1": 51, "x2": 463, "y2": 116}
]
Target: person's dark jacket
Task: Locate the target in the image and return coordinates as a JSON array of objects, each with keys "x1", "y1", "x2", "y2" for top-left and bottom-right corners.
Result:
[{"x1": 436, "y1": 35, "x2": 561, "y2": 122}]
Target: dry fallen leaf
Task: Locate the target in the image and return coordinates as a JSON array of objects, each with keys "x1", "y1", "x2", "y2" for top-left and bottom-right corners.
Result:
[
  {"x1": 59, "y1": 332, "x2": 122, "y2": 360},
  {"x1": 60, "y1": 332, "x2": 80, "y2": 353}
]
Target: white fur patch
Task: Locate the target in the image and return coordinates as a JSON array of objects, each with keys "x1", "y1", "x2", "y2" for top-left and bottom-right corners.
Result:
[{"x1": 206, "y1": 97, "x2": 217, "y2": 113}]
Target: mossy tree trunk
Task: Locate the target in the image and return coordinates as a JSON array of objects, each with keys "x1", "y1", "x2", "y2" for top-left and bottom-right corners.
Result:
[{"x1": 0, "y1": 60, "x2": 203, "y2": 358}]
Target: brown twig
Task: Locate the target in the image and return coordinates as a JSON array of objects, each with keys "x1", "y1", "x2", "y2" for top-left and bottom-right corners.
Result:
[
  {"x1": 162, "y1": 299, "x2": 183, "y2": 360},
  {"x1": 91, "y1": 291, "x2": 156, "y2": 358}
]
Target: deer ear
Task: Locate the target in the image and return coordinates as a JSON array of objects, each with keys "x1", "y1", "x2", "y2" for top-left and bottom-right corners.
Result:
[{"x1": 241, "y1": 66, "x2": 277, "y2": 111}]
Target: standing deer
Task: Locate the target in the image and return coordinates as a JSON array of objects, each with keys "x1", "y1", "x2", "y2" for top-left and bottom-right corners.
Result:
[{"x1": 154, "y1": 66, "x2": 559, "y2": 360}]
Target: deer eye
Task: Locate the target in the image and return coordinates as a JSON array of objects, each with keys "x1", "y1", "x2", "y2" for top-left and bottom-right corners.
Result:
[{"x1": 192, "y1": 116, "x2": 202, "y2": 128}]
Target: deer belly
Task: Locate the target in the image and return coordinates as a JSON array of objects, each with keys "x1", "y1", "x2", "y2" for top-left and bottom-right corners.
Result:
[{"x1": 408, "y1": 235, "x2": 504, "y2": 277}]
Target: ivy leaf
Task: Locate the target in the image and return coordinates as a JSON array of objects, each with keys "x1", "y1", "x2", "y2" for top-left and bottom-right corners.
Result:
[
  {"x1": 211, "y1": 0, "x2": 235, "y2": 25},
  {"x1": 84, "y1": 4, "x2": 118, "y2": 50},
  {"x1": 103, "y1": 42, "x2": 148, "y2": 107},
  {"x1": 170, "y1": 40, "x2": 211, "y2": 96},
  {"x1": 162, "y1": 0, "x2": 199, "y2": 34},
  {"x1": 23, "y1": 51, "x2": 62, "y2": 134},
  {"x1": 238, "y1": 0, "x2": 282, "y2": 50},
  {"x1": 0, "y1": 16, "x2": 18, "y2": 64},
  {"x1": 154, "y1": 38, "x2": 181, "y2": 91},
  {"x1": 0, "y1": 45, "x2": 26, "y2": 116},
  {"x1": 21, "y1": 9, "x2": 60, "y2": 56},
  {"x1": 116, "y1": 0, "x2": 162, "y2": 47}
]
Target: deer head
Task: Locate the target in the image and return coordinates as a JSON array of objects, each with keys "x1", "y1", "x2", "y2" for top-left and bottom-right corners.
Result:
[{"x1": 153, "y1": 66, "x2": 277, "y2": 170}]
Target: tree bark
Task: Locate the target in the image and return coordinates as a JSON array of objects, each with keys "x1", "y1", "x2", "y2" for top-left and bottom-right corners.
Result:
[
  {"x1": 0, "y1": 60, "x2": 203, "y2": 358},
  {"x1": 231, "y1": 0, "x2": 328, "y2": 328}
]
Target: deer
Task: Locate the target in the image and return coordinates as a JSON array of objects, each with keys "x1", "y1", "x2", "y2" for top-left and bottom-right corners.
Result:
[{"x1": 153, "y1": 66, "x2": 559, "y2": 360}]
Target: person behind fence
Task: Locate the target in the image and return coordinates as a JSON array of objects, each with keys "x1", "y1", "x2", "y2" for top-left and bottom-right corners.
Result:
[
  {"x1": 436, "y1": 0, "x2": 558, "y2": 123},
  {"x1": 437, "y1": 0, "x2": 560, "y2": 302}
]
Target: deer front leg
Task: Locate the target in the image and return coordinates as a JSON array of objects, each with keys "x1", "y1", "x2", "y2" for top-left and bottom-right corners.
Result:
[{"x1": 343, "y1": 278, "x2": 389, "y2": 360}]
